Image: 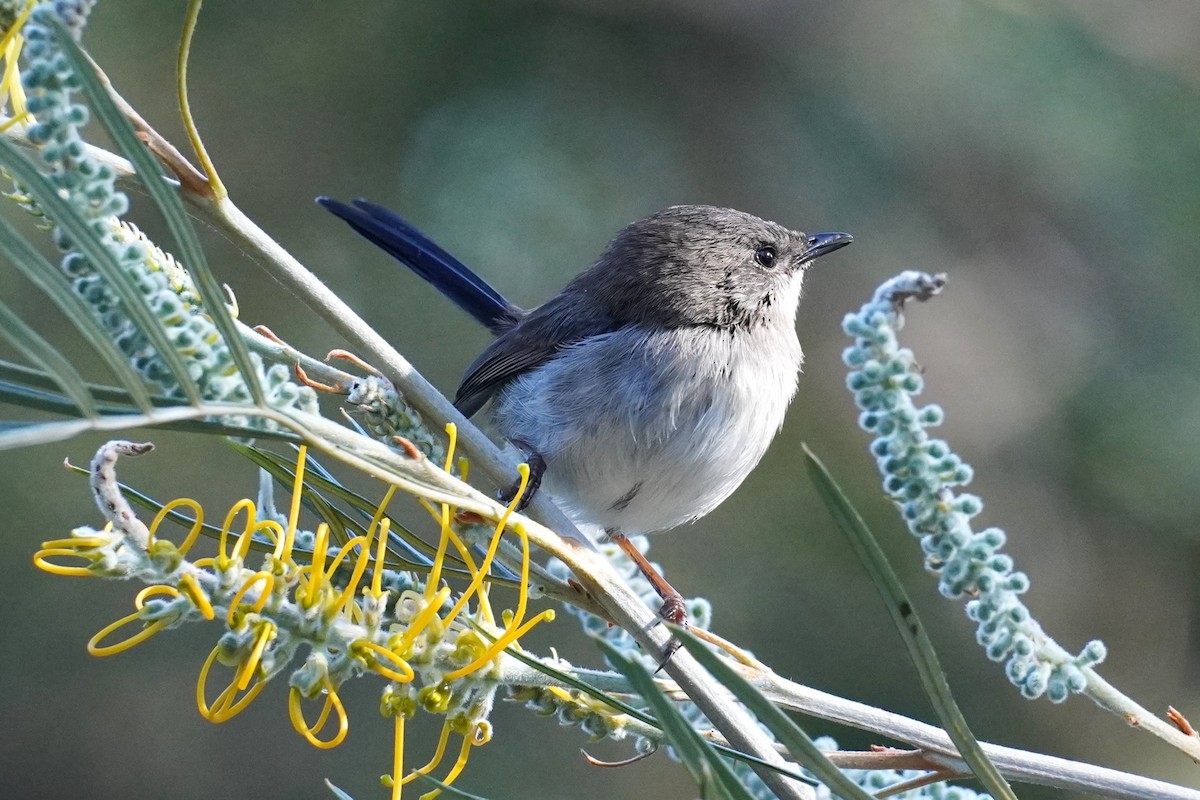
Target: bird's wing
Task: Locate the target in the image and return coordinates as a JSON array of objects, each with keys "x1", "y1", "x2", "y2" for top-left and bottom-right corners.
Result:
[{"x1": 454, "y1": 295, "x2": 618, "y2": 417}]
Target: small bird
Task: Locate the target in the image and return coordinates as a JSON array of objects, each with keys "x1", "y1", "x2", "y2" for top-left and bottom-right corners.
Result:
[{"x1": 319, "y1": 199, "x2": 851, "y2": 623}]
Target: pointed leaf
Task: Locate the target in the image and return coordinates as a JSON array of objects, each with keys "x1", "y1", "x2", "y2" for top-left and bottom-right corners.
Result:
[
  {"x1": 802, "y1": 444, "x2": 1016, "y2": 800},
  {"x1": 0, "y1": 358, "x2": 164, "y2": 409},
  {"x1": 322, "y1": 780, "x2": 357, "y2": 800},
  {"x1": 0, "y1": 296, "x2": 95, "y2": 416},
  {"x1": 0, "y1": 212, "x2": 152, "y2": 411},
  {"x1": 596, "y1": 638, "x2": 753, "y2": 800},
  {"x1": 0, "y1": 137, "x2": 203, "y2": 404},
  {"x1": 0, "y1": 417, "x2": 100, "y2": 449},
  {"x1": 673, "y1": 626, "x2": 874, "y2": 800},
  {"x1": 52, "y1": 19, "x2": 265, "y2": 406}
]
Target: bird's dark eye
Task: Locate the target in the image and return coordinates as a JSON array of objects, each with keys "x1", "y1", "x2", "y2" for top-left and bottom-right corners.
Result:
[{"x1": 754, "y1": 244, "x2": 777, "y2": 268}]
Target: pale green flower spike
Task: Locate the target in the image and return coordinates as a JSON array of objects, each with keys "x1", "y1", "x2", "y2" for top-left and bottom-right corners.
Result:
[
  {"x1": 842, "y1": 271, "x2": 1105, "y2": 702},
  {"x1": 340, "y1": 358, "x2": 446, "y2": 462},
  {"x1": 17, "y1": 2, "x2": 319, "y2": 424}
]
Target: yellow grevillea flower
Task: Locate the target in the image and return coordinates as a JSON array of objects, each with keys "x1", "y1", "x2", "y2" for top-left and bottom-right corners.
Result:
[{"x1": 38, "y1": 429, "x2": 554, "y2": 799}]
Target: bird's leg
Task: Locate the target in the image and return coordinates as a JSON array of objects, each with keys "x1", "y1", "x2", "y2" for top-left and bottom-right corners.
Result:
[
  {"x1": 609, "y1": 530, "x2": 688, "y2": 627},
  {"x1": 498, "y1": 439, "x2": 546, "y2": 512}
]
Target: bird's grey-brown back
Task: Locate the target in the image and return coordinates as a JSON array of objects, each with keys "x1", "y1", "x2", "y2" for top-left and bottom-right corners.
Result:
[
  {"x1": 472, "y1": 205, "x2": 834, "y2": 534},
  {"x1": 454, "y1": 205, "x2": 814, "y2": 415}
]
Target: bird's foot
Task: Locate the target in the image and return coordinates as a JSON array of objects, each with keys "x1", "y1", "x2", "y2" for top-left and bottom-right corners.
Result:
[
  {"x1": 498, "y1": 442, "x2": 546, "y2": 512},
  {"x1": 657, "y1": 593, "x2": 689, "y2": 627}
]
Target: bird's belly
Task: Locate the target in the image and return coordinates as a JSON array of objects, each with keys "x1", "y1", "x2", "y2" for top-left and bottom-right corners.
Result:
[
  {"x1": 491, "y1": 326, "x2": 801, "y2": 534},
  {"x1": 544, "y1": 392, "x2": 780, "y2": 533}
]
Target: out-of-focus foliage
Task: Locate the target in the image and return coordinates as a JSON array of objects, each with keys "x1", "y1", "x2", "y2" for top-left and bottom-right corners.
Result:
[{"x1": 1, "y1": 2, "x2": 1197, "y2": 799}]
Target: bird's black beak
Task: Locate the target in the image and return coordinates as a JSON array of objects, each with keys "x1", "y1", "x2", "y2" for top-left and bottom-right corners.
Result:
[{"x1": 800, "y1": 231, "x2": 853, "y2": 265}]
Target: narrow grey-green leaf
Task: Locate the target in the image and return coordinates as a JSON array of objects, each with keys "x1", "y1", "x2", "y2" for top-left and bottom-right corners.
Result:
[
  {"x1": 595, "y1": 638, "x2": 752, "y2": 800},
  {"x1": 52, "y1": 19, "x2": 266, "y2": 406},
  {"x1": 0, "y1": 416, "x2": 218, "y2": 450},
  {"x1": 0, "y1": 418, "x2": 96, "y2": 449},
  {"x1": 0, "y1": 376, "x2": 92, "y2": 416},
  {"x1": 0, "y1": 213, "x2": 153, "y2": 411},
  {"x1": 0, "y1": 137, "x2": 203, "y2": 405},
  {"x1": 0, "y1": 372, "x2": 288, "y2": 440},
  {"x1": 0, "y1": 296, "x2": 95, "y2": 416},
  {"x1": 802, "y1": 444, "x2": 1017, "y2": 800},
  {"x1": 0, "y1": 358, "x2": 165, "y2": 409},
  {"x1": 673, "y1": 626, "x2": 875, "y2": 800},
  {"x1": 322, "y1": 780, "x2": 357, "y2": 800},
  {"x1": 228, "y1": 443, "x2": 439, "y2": 564}
]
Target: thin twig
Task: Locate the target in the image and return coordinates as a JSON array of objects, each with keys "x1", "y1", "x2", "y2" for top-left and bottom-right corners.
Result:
[
  {"x1": 759, "y1": 669, "x2": 1200, "y2": 800},
  {"x1": 498, "y1": 643, "x2": 1200, "y2": 799},
  {"x1": 874, "y1": 770, "x2": 960, "y2": 799},
  {"x1": 75, "y1": 51, "x2": 210, "y2": 195}
]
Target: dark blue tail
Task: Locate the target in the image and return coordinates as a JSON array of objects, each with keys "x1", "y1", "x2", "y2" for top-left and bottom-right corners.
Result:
[{"x1": 317, "y1": 197, "x2": 524, "y2": 335}]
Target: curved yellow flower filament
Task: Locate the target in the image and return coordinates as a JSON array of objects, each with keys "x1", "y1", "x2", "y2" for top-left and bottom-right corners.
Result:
[
  {"x1": 196, "y1": 645, "x2": 267, "y2": 722},
  {"x1": 416, "y1": 724, "x2": 487, "y2": 800},
  {"x1": 508, "y1": 521, "x2": 533, "y2": 630},
  {"x1": 439, "y1": 523, "x2": 495, "y2": 626},
  {"x1": 0, "y1": 107, "x2": 29, "y2": 133},
  {"x1": 400, "y1": 720, "x2": 453, "y2": 786},
  {"x1": 0, "y1": 1, "x2": 33, "y2": 61},
  {"x1": 352, "y1": 484, "x2": 400, "y2": 608},
  {"x1": 34, "y1": 536, "x2": 110, "y2": 548},
  {"x1": 423, "y1": 424, "x2": 462, "y2": 605},
  {"x1": 215, "y1": 498, "x2": 261, "y2": 569},
  {"x1": 327, "y1": 534, "x2": 371, "y2": 615},
  {"x1": 256, "y1": 519, "x2": 283, "y2": 548},
  {"x1": 424, "y1": 498, "x2": 453, "y2": 603},
  {"x1": 299, "y1": 523, "x2": 330, "y2": 610},
  {"x1": 235, "y1": 620, "x2": 276, "y2": 692},
  {"x1": 471, "y1": 721, "x2": 493, "y2": 745},
  {"x1": 134, "y1": 583, "x2": 182, "y2": 609},
  {"x1": 442, "y1": 609, "x2": 555, "y2": 682},
  {"x1": 87, "y1": 610, "x2": 171, "y2": 656},
  {"x1": 417, "y1": 498, "x2": 486, "y2": 582},
  {"x1": 443, "y1": 424, "x2": 458, "y2": 472},
  {"x1": 147, "y1": 497, "x2": 204, "y2": 556},
  {"x1": 368, "y1": 518, "x2": 393, "y2": 600},
  {"x1": 226, "y1": 571, "x2": 273, "y2": 628},
  {"x1": 0, "y1": 1, "x2": 33, "y2": 129},
  {"x1": 384, "y1": 713, "x2": 405, "y2": 800},
  {"x1": 288, "y1": 675, "x2": 349, "y2": 749},
  {"x1": 351, "y1": 639, "x2": 415, "y2": 684},
  {"x1": 32, "y1": 538, "x2": 109, "y2": 576},
  {"x1": 274, "y1": 446, "x2": 309, "y2": 565},
  {"x1": 177, "y1": 572, "x2": 214, "y2": 620},
  {"x1": 391, "y1": 586, "x2": 452, "y2": 655},
  {"x1": 388, "y1": 588, "x2": 451, "y2": 668},
  {"x1": 440, "y1": 464, "x2": 529, "y2": 630}
]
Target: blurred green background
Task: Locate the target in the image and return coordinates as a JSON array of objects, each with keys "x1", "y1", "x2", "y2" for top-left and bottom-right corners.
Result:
[{"x1": 2, "y1": 1, "x2": 1199, "y2": 798}]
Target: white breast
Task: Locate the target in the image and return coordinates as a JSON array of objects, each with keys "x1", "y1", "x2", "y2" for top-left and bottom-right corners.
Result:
[{"x1": 490, "y1": 317, "x2": 803, "y2": 535}]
